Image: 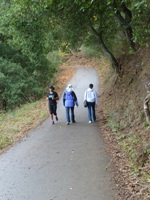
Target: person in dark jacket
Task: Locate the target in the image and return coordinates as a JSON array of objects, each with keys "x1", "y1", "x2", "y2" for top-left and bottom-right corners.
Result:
[
  {"x1": 63, "y1": 84, "x2": 78, "y2": 125},
  {"x1": 46, "y1": 85, "x2": 59, "y2": 125}
]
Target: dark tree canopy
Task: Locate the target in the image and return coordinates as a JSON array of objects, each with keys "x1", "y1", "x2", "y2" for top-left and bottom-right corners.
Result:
[{"x1": 0, "y1": 0, "x2": 149, "y2": 109}]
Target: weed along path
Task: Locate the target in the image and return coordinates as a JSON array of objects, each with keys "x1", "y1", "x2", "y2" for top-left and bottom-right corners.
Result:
[{"x1": 0, "y1": 68, "x2": 117, "y2": 200}]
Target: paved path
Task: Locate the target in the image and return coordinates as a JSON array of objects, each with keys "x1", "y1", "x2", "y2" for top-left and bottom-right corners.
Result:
[{"x1": 0, "y1": 68, "x2": 117, "y2": 200}]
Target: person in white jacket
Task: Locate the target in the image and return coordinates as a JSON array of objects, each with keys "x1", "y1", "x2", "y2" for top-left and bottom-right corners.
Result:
[{"x1": 84, "y1": 83, "x2": 98, "y2": 123}]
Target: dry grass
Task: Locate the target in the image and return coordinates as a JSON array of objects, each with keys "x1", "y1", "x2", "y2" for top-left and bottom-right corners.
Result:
[
  {"x1": 0, "y1": 48, "x2": 150, "y2": 199},
  {"x1": 64, "y1": 49, "x2": 150, "y2": 199},
  {"x1": 0, "y1": 64, "x2": 77, "y2": 153},
  {"x1": 98, "y1": 47, "x2": 150, "y2": 200},
  {"x1": 0, "y1": 100, "x2": 47, "y2": 152}
]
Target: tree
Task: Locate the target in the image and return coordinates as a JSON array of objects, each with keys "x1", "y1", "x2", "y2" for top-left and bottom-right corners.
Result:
[
  {"x1": 50, "y1": 0, "x2": 121, "y2": 73},
  {"x1": 131, "y1": 0, "x2": 150, "y2": 46},
  {"x1": 0, "y1": 0, "x2": 57, "y2": 109},
  {"x1": 144, "y1": 83, "x2": 150, "y2": 125},
  {"x1": 0, "y1": 0, "x2": 57, "y2": 77},
  {"x1": 0, "y1": 57, "x2": 41, "y2": 109},
  {"x1": 0, "y1": 0, "x2": 149, "y2": 109},
  {"x1": 108, "y1": 0, "x2": 136, "y2": 51}
]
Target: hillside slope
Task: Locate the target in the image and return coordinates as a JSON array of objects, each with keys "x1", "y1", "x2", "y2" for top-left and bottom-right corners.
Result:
[
  {"x1": 64, "y1": 47, "x2": 150, "y2": 200},
  {"x1": 1, "y1": 47, "x2": 149, "y2": 199},
  {"x1": 99, "y1": 47, "x2": 150, "y2": 200}
]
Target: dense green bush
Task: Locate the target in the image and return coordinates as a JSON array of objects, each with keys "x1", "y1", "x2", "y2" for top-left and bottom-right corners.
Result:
[
  {"x1": 0, "y1": 1, "x2": 59, "y2": 110},
  {"x1": 132, "y1": 0, "x2": 150, "y2": 46},
  {"x1": 0, "y1": 58, "x2": 44, "y2": 110}
]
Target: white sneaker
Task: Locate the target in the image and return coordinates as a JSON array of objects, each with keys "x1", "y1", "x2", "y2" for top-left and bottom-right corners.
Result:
[{"x1": 89, "y1": 121, "x2": 92, "y2": 124}]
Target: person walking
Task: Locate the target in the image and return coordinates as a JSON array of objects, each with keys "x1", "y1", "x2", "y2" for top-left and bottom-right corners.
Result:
[
  {"x1": 84, "y1": 83, "x2": 98, "y2": 123},
  {"x1": 46, "y1": 85, "x2": 59, "y2": 125},
  {"x1": 63, "y1": 84, "x2": 78, "y2": 125}
]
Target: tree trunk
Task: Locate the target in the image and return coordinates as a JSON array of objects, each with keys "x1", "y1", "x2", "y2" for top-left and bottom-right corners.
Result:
[
  {"x1": 99, "y1": 33, "x2": 121, "y2": 74},
  {"x1": 113, "y1": 0, "x2": 136, "y2": 51},
  {"x1": 144, "y1": 83, "x2": 150, "y2": 124},
  {"x1": 2, "y1": 99, "x2": 7, "y2": 111},
  {"x1": 144, "y1": 93, "x2": 150, "y2": 124},
  {"x1": 89, "y1": 24, "x2": 121, "y2": 74}
]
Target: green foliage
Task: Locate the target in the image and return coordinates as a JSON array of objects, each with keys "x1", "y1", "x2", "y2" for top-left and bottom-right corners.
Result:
[
  {"x1": 0, "y1": 0, "x2": 150, "y2": 109},
  {"x1": 47, "y1": 51, "x2": 62, "y2": 67},
  {"x1": 0, "y1": 57, "x2": 43, "y2": 109},
  {"x1": 143, "y1": 120, "x2": 149, "y2": 128},
  {"x1": 80, "y1": 45, "x2": 102, "y2": 58},
  {"x1": 0, "y1": 1, "x2": 59, "y2": 110},
  {"x1": 132, "y1": 0, "x2": 150, "y2": 45},
  {"x1": 108, "y1": 117, "x2": 121, "y2": 132}
]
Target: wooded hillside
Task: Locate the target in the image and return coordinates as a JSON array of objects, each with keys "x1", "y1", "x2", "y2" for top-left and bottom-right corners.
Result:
[
  {"x1": 0, "y1": 0, "x2": 149, "y2": 110},
  {"x1": 0, "y1": 1, "x2": 150, "y2": 199}
]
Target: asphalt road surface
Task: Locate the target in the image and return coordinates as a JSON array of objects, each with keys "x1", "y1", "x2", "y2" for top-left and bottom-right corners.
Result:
[{"x1": 0, "y1": 68, "x2": 117, "y2": 200}]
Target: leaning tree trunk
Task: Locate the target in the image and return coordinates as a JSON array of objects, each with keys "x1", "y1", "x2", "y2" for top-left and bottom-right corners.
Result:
[
  {"x1": 98, "y1": 33, "x2": 121, "y2": 74},
  {"x1": 89, "y1": 24, "x2": 121, "y2": 74},
  {"x1": 144, "y1": 83, "x2": 150, "y2": 124},
  {"x1": 113, "y1": 0, "x2": 136, "y2": 51}
]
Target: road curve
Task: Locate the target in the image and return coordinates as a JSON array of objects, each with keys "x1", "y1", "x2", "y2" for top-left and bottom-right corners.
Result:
[{"x1": 0, "y1": 67, "x2": 117, "y2": 200}]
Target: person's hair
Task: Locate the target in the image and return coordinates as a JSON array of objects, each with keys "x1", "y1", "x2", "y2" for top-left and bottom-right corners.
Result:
[
  {"x1": 89, "y1": 83, "x2": 93, "y2": 89},
  {"x1": 49, "y1": 85, "x2": 54, "y2": 90}
]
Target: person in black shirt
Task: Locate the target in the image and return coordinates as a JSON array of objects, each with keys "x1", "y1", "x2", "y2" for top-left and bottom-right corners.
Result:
[{"x1": 46, "y1": 85, "x2": 59, "y2": 125}]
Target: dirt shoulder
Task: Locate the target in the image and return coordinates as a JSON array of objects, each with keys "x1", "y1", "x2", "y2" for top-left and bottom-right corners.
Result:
[
  {"x1": 1, "y1": 49, "x2": 149, "y2": 199},
  {"x1": 63, "y1": 51, "x2": 150, "y2": 200},
  {"x1": 0, "y1": 64, "x2": 77, "y2": 154},
  {"x1": 99, "y1": 49, "x2": 150, "y2": 199}
]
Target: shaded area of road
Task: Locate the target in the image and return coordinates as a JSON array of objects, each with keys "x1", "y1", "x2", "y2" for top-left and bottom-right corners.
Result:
[{"x1": 0, "y1": 68, "x2": 117, "y2": 200}]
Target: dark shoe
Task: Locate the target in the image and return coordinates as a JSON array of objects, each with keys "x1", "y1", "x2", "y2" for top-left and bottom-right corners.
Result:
[
  {"x1": 72, "y1": 120, "x2": 76, "y2": 123},
  {"x1": 56, "y1": 116, "x2": 58, "y2": 121},
  {"x1": 52, "y1": 121, "x2": 55, "y2": 125}
]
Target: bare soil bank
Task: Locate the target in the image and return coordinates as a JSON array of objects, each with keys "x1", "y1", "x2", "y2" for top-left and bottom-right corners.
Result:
[{"x1": 64, "y1": 48, "x2": 150, "y2": 200}]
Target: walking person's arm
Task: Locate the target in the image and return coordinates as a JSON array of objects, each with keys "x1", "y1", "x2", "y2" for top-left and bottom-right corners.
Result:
[
  {"x1": 84, "y1": 90, "x2": 87, "y2": 101},
  {"x1": 46, "y1": 94, "x2": 49, "y2": 101},
  {"x1": 63, "y1": 93, "x2": 66, "y2": 106},
  {"x1": 94, "y1": 90, "x2": 98, "y2": 104},
  {"x1": 54, "y1": 92, "x2": 59, "y2": 100},
  {"x1": 72, "y1": 91, "x2": 78, "y2": 106}
]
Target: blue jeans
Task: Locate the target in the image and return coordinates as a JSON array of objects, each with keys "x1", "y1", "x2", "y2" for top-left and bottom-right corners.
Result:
[
  {"x1": 87, "y1": 102, "x2": 96, "y2": 121},
  {"x1": 65, "y1": 107, "x2": 75, "y2": 123}
]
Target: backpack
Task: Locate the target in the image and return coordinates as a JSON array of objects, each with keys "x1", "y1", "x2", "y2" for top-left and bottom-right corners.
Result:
[
  {"x1": 64, "y1": 91, "x2": 76, "y2": 107},
  {"x1": 65, "y1": 91, "x2": 74, "y2": 101}
]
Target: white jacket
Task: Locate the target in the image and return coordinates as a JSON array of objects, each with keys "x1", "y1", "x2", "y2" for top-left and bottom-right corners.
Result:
[{"x1": 84, "y1": 88, "x2": 98, "y2": 104}]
